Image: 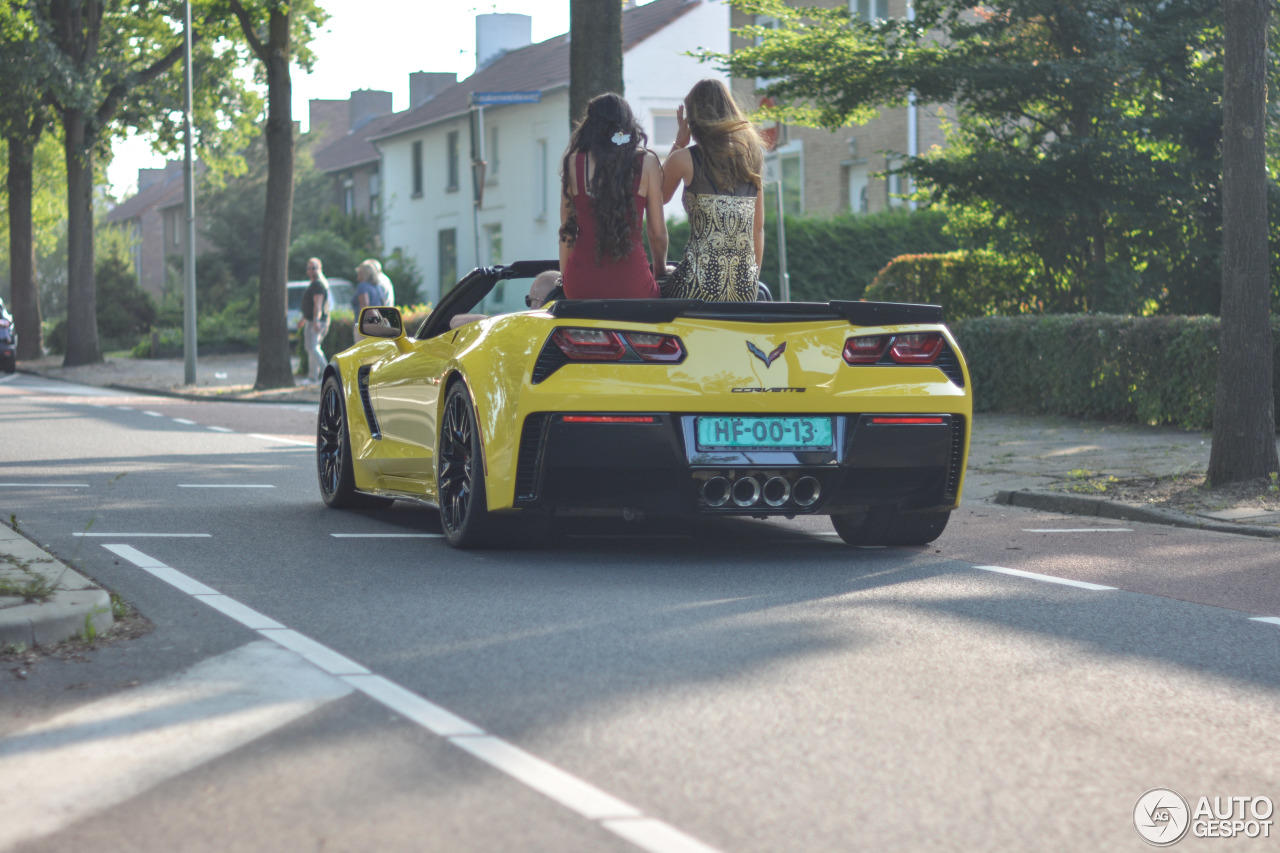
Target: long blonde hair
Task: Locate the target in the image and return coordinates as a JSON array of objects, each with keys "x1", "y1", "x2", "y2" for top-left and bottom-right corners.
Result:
[{"x1": 684, "y1": 79, "x2": 763, "y2": 193}]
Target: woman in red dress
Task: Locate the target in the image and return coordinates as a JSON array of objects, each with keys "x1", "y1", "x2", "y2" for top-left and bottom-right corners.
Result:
[{"x1": 559, "y1": 93, "x2": 666, "y2": 299}]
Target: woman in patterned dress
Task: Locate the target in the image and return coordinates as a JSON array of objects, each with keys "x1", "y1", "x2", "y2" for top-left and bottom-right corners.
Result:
[
  {"x1": 559, "y1": 93, "x2": 667, "y2": 299},
  {"x1": 660, "y1": 79, "x2": 765, "y2": 302}
]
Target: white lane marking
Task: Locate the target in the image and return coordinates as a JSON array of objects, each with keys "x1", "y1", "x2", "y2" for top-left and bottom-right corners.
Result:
[
  {"x1": 172, "y1": 418, "x2": 197, "y2": 425},
  {"x1": 206, "y1": 425, "x2": 233, "y2": 433},
  {"x1": 1022, "y1": 528, "x2": 1134, "y2": 533},
  {"x1": 258, "y1": 629, "x2": 370, "y2": 676},
  {"x1": 448, "y1": 735, "x2": 642, "y2": 821},
  {"x1": 973, "y1": 565, "x2": 1117, "y2": 591},
  {"x1": 142, "y1": 411, "x2": 163, "y2": 417},
  {"x1": 101, "y1": 544, "x2": 218, "y2": 595},
  {"x1": 178, "y1": 484, "x2": 276, "y2": 489},
  {"x1": 0, "y1": 640, "x2": 351, "y2": 851},
  {"x1": 1249, "y1": 617, "x2": 1280, "y2": 627},
  {"x1": 330, "y1": 533, "x2": 443, "y2": 538},
  {"x1": 193, "y1": 594, "x2": 285, "y2": 630},
  {"x1": 0, "y1": 483, "x2": 89, "y2": 488},
  {"x1": 603, "y1": 818, "x2": 727, "y2": 853},
  {"x1": 114, "y1": 406, "x2": 133, "y2": 411},
  {"x1": 106, "y1": 545, "x2": 725, "y2": 853},
  {"x1": 248, "y1": 433, "x2": 312, "y2": 447},
  {"x1": 342, "y1": 674, "x2": 483, "y2": 737},
  {"x1": 77, "y1": 532, "x2": 211, "y2": 537},
  {"x1": 0, "y1": 374, "x2": 14, "y2": 383}
]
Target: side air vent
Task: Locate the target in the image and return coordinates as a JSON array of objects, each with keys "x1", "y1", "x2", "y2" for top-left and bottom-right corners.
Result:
[
  {"x1": 357, "y1": 365, "x2": 382, "y2": 440},
  {"x1": 935, "y1": 343, "x2": 965, "y2": 387},
  {"x1": 531, "y1": 338, "x2": 569, "y2": 384},
  {"x1": 944, "y1": 415, "x2": 966, "y2": 502},
  {"x1": 514, "y1": 413, "x2": 549, "y2": 503}
]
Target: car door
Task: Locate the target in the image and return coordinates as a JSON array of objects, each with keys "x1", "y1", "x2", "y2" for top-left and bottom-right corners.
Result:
[{"x1": 367, "y1": 333, "x2": 452, "y2": 480}]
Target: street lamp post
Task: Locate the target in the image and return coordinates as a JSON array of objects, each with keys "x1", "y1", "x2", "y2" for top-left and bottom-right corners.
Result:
[{"x1": 182, "y1": 0, "x2": 197, "y2": 384}]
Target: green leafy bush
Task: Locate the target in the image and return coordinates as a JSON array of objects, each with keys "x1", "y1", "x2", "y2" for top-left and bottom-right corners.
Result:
[
  {"x1": 865, "y1": 250, "x2": 1033, "y2": 319},
  {"x1": 666, "y1": 208, "x2": 957, "y2": 302},
  {"x1": 950, "y1": 314, "x2": 1280, "y2": 430}
]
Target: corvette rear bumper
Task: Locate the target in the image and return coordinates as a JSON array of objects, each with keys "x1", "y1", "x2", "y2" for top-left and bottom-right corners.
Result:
[{"x1": 511, "y1": 413, "x2": 966, "y2": 516}]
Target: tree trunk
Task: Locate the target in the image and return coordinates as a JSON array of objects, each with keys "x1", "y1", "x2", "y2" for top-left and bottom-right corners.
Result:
[
  {"x1": 62, "y1": 108, "x2": 102, "y2": 366},
  {"x1": 7, "y1": 133, "x2": 44, "y2": 360},
  {"x1": 1208, "y1": 0, "x2": 1277, "y2": 485},
  {"x1": 569, "y1": 0, "x2": 623, "y2": 128},
  {"x1": 253, "y1": 7, "x2": 295, "y2": 390}
]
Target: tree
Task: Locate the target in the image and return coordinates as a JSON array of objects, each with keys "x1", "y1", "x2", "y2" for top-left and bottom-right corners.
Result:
[
  {"x1": 1208, "y1": 0, "x2": 1276, "y2": 486},
  {"x1": 569, "y1": 0, "x2": 623, "y2": 126},
  {"x1": 42, "y1": 0, "x2": 189, "y2": 366},
  {"x1": 225, "y1": 0, "x2": 326, "y2": 390},
  {"x1": 720, "y1": 0, "x2": 1249, "y2": 315},
  {"x1": 0, "y1": 5, "x2": 51, "y2": 358}
]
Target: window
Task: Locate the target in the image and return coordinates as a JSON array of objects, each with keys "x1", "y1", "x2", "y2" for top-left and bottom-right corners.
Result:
[
  {"x1": 446, "y1": 131, "x2": 459, "y2": 192},
  {"x1": 438, "y1": 228, "x2": 457, "y2": 295},
  {"x1": 369, "y1": 169, "x2": 380, "y2": 218},
  {"x1": 168, "y1": 209, "x2": 181, "y2": 248},
  {"x1": 847, "y1": 164, "x2": 869, "y2": 214},
  {"x1": 411, "y1": 140, "x2": 423, "y2": 197},
  {"x1": 342, "y1": 176, "x2": 355, "y2": 215},
  {"x1": 887, "y1": 158, "x2": 908, "y2": 208},
  {"x1": 483, "y1": 223, "x2": 504, "y2": 304},
  {"x1": 535, "y1": 138, "x2": 548, "y2": 219},
  {"x1": 486, "y1": 125, "x2": 500, "y2": 181},
  {"x1": 852, "y1": 0, "x2": 889, "y2": 21},
  {"x1": 650, "y1": 110, "x2": 678, "y2": 148},
  {"x1": 779, "y1": 153, "x2": 802, "y2": 216}
]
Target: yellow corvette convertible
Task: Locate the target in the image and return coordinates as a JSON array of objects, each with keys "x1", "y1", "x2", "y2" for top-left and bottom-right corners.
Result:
[{"x1": 316, "y1": 260, "x2": 971, "y2": 549}]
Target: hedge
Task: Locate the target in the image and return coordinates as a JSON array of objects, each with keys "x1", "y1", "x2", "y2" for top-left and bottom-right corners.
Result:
[
  {"x1": 865, "y1": 250, "x2": 1032, "y2": 319},
  {"x1": 666, "y1": 208, "x2": 957, "y2": 302},
  {"x1": 950, "y1": 314, "x2": 1280, "y2": 430}
]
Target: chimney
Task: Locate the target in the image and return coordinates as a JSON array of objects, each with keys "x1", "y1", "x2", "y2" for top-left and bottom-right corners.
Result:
[
  {"x1": 409, "y1": 71, "x2": 458, "y2": 108},
  {"x1": 348, "y1": 89, "x2": 393, "y2": 131},
  {"x1": 475, "y1": 13, "x2": 532, "y2": 71},
  {"x1": 138, "y1": 160, "x2": 183, "y2": 191}
]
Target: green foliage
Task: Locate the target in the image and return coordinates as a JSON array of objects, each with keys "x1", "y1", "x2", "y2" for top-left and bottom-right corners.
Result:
[
  {"x1": 866, "y1": 250, "x2": 1032, "y2": 319},
  {"x1": 95, "y1": 254, "x2": 158, "y2": 351},
  {"x1": 668, "y1": 208, "x2": 956, "y2": 302},
  {"x1": 721, "y1": 0, "x2": 1280, "y2": 317},
  {"x1": 950, "y1": 314, "x2": 1280, "y2": 430}
]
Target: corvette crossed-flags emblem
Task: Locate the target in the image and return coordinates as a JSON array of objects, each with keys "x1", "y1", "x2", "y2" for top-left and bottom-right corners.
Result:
[{"x1": 747, "y1": 340, "x2": 786, "y2": 368}]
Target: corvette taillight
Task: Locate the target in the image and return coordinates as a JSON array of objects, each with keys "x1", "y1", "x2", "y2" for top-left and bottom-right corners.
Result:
[
  {"x1": 842, "y1": 335, "x2": 889, "y2": 364},
  {"x1": 889, "y1": 333, "x2": 944, "y2": 363},
  {"x1": 624, "y1": 332, "x2": 684, "y2": 362},
  {"x1": 552, "y1": 328, "x2": 627, "y2": 360},
  {"x1": 844, "y1": 332, "x2": 944, "y2": 365}
]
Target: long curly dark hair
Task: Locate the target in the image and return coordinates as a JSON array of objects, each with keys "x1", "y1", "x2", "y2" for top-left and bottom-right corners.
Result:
[{"x1": 559, "y1": 93, "x2": 649, "y2": 264}]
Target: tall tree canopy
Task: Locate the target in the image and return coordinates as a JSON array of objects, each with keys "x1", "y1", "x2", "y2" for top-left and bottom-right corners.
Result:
[{"x1": 722, "y1": 0, "x2": 1276, "y2": 316}]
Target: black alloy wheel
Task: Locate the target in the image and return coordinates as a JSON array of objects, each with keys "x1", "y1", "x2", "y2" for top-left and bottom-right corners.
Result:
[
  {"x1": 437, "y1": 383, "x2": 499, "y2": 548},
  {"x1": 831, "y1": 507, "x2": 951, "y2": 546},
  {"x1": 317, "y1": 374, "x2": 391, "y2": 509}
]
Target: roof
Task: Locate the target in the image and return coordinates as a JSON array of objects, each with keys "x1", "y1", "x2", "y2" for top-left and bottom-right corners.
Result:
[
  {"x1": 364, "y1": 0, "x2": 700, "y2": 145},
  {"x1": 106, "y1": 166, "x2": 185, "y2": 222}
]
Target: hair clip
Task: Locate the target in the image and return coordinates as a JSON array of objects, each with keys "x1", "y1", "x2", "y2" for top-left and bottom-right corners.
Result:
[{"x1": 611, "y1": 132, "x2": 631, "y2": 146}]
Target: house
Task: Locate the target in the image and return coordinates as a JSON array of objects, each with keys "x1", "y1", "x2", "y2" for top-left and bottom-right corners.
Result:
[
  {"x1": 105, "y1": 161, "x2": 210, "y2": 301},
  {"x1": 731, "y1": 0, "x2": 953, "y2": 217},
  {"x1": 310, "y1": 88, "x2": 405, "y2": 219},
  {"x1": 370, "y1": 0, "x2": 730, "y2": 313}
]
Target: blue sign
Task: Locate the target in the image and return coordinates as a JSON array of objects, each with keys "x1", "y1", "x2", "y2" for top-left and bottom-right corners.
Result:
[{"x1": 471, "y1": 91, "x2": 542, "y2": 106}]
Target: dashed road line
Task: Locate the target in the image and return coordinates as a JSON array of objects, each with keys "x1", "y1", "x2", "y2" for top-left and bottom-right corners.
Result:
[
  {"x1": 103, "y1": 544, "x2": 727, "y2": 853},
  {"x1": 75, "y1": 532, "x2": 212, "y2": 538},
  {"x1": 973, "y1": 564, "x2": 1117, "y2": 591},
  {"x1": 330, "y1": 533, "x2": 443, "y2": 538},
  {"x1": 206, "y1": 426, "x2": 233, "y2": 433},
  {"x1": 0, "y1": 483, "x2": 89, "y2": 488},
  {"x1": 178, "y1": 484, "x2": 275, "y2": 489},
  {"x1": 1022, "y1": 527, "x2": 1134, "y2": 533},
  {"x1": 248, "y1": 433, "x2": 312, "y2": 447}
]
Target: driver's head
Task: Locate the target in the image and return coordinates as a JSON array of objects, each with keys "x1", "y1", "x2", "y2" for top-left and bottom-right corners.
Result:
[{"x1": 527, "y1": 271, "x2": 562, "y2": 308}]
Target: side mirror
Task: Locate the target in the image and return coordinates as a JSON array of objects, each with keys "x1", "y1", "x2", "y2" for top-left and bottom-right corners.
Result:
[{"x1": 359, "y1": 306, "x2": 404, "y2": 339}]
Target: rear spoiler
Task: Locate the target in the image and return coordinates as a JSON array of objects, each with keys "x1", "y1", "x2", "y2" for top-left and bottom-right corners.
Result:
[{"x1": 548, "y1": 299, "x2": 943, "y2": 325}]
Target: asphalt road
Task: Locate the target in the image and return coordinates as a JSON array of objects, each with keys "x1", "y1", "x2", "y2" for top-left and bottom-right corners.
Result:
[{"x1": 2, "y1": 372, "x2": 1278, "y2": 853}]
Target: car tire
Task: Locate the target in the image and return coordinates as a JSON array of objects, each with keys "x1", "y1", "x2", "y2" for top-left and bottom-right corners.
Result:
[
  {"x1": 830, "y1": 508, "x2": 951, "y2": 546},
  {"x1": 317, "y1": 374, "x2": 392, "y2": 509},
  {"x1": 437, "y1": 382, "x2": 502, "y2": 548}
]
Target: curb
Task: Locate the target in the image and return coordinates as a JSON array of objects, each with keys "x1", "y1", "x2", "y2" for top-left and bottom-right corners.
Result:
[
  {"x1": 104, "y1": 383, "x2": 319, "y2": 405},
  {"x1": 995, "y1": 490, "x2": 1280, "y2": 539},
  {"x1": 0, "y1": 524, "x2": 113, "y2": 648}
]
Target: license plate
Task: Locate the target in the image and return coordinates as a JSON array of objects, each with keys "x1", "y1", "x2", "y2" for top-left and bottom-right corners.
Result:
[{"x1": 696, "y1": 416, "x2": 833, "y2": 450}]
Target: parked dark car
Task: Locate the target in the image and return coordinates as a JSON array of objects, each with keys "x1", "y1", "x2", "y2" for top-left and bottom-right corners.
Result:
[{"x1": 0, "y1": 297, "x2": 15, "y2": 373}]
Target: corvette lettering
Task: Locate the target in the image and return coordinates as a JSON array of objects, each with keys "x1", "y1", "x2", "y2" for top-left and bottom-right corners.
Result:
[{"x1": 732, "y1": 387, "x2": 806, "y2": 393}]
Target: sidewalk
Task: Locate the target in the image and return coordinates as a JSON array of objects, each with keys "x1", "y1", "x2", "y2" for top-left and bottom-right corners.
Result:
[{"x1": 4, "y1": 351, "x2": 1277, "y2": 648}]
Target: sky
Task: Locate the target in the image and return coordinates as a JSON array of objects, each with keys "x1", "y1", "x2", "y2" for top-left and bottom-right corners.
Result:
[{"x1": 106, "y1": 0, "x2": 581, "y2": 196}]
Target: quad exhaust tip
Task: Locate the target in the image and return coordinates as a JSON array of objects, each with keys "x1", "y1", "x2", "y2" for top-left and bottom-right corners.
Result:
[
  {"x1": 762, "y1": 476, "x2": 791, "y2": 507},
  {"x1": 700, "y1": 473, "x2": 820, "y2": 509},
  {"x1": 793, "y1": 476, "x2": 821, "y2": 507},
  {"x1": 701, "y1": 476, "x2": 731, "y2": 507},
  {"x1": 731, "y1": 476, "x2": 762, "y2": 507}
]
